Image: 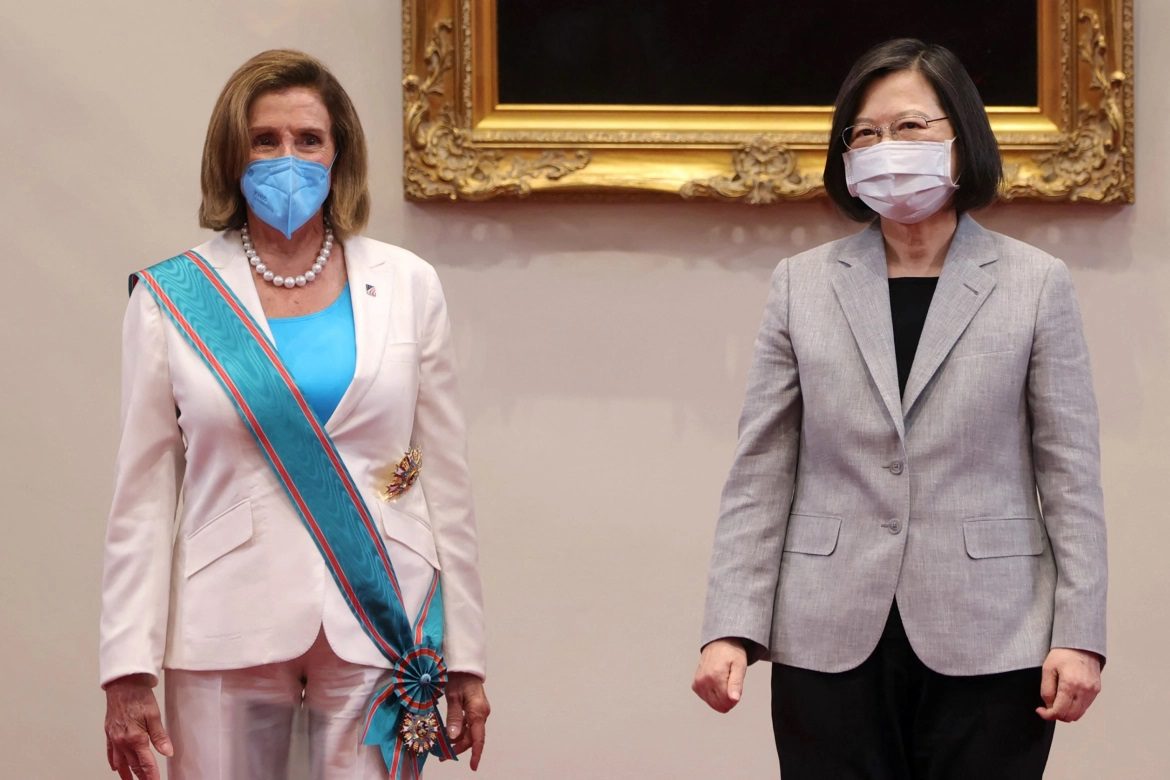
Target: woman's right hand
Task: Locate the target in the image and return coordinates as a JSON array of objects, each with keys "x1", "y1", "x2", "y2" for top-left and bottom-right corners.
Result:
[
  {"x1": 692, "y1": 638, "x2": 748, "y2": 713},
  {"x1": 104, "y1": 674, "x2": 173, "y2": 780}
]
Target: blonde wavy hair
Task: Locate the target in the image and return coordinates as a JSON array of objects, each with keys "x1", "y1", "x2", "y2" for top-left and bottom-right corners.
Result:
[{"x1": 198, "y1": 49, "x2": 370, "y2": 239}]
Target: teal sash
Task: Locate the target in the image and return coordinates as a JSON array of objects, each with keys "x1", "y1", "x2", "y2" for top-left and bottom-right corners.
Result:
[{"x1": 137, "y1": 251, "x2": 457, "y2": 777}]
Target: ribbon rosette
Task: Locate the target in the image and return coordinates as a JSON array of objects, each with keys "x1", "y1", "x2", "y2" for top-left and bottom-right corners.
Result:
[{"x1": 364, "y1": 644, "x2": 458, "y2": 777}]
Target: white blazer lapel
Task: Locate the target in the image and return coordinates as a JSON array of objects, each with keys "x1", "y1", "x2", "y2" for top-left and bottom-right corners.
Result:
[
  {"x1": 326, "y1": 236, "x2": 392, "y2": 432},
  {"x1": 830, "y1": 225, "x2": 906, "y2": 442},
  {"x1": 901, "y1": 216, "x2": 998, "y2": 416},
  {"x1": 203, "y1": 231, "x2": 276, "y2": 344}
]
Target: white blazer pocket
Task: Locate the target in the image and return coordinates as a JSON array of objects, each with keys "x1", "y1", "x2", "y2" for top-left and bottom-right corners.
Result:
[
  {"x1": 377, "y1": 503, "x2": 442, "y2": 621},
  {"x1": 379, "y1": 503, "x2": 441, "y2": 571},
  {"x1": 184, "y1": 500, "x2": 255, "y2": 577},
  {"x1": 383, "y1": 341, "x2": 421, "y2": 363}
]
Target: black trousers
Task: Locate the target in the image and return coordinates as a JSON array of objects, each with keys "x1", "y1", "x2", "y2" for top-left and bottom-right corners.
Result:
[{"x1": 771, "y1": 604, "x2": 1055, "y2": 780}]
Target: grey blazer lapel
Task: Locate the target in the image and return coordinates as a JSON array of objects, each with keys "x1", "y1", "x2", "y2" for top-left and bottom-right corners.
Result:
[
  {"x1": 902, "y1": 216, "x2": 998, "y2": 415},
  {"x1": 830, "y1": 224, "x2": 905, "y2": 441}
]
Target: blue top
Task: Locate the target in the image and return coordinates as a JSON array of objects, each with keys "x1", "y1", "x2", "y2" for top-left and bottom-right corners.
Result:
[{"x1": 268, "y1": 286, "x2": 356, "y2": 423}]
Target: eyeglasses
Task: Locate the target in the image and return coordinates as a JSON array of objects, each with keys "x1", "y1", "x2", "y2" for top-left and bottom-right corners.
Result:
[{"x1": 842, "y1": 114, "x2": 950, "y2": 149}]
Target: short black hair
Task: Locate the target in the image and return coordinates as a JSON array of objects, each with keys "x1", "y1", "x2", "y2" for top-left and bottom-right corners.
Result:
[{"x1": 823, "y1": 38, "x2": 1002, "y2": 222}]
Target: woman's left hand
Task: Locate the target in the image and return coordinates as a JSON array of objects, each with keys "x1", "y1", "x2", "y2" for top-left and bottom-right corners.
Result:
[
  {"x1": 445, "y1": 672, "x2": 490, "y2": 770},
  {"x1": 1036, "y1": 648, "x2": 1103, "y2": 722}
]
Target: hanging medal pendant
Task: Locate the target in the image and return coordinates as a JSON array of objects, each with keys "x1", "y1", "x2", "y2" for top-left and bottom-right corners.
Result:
[{"x1": 400, "y1": 711, "x2": 441, "y2": 755}]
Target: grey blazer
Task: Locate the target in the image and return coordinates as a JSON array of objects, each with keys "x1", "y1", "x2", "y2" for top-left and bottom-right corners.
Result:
[{"x1": 701, "y1": 215, "x2": 1107, "y2": 675}]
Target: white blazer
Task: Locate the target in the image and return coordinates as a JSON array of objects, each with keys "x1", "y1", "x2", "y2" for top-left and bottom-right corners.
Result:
[{"x1": 99, "y1": 231, "x2": 485, "y2": 686}]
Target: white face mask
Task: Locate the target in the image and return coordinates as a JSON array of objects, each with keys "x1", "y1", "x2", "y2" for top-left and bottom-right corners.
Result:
[{"x1": 843, "y1": 139, "x2": 958, "y2": 224}]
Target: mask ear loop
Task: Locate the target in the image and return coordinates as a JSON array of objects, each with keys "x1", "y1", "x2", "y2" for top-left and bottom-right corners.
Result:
[
  {"x1": 324, "y1": 153, "x2": 338, "y2": 227},
  {"x1": 945, "y1": 138, "x2": 961, "y2": 187}
]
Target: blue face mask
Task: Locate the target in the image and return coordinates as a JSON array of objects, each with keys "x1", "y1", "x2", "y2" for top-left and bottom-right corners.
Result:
[{"x1": 240, "y1": 155, "x2": 333, "y2": 239}]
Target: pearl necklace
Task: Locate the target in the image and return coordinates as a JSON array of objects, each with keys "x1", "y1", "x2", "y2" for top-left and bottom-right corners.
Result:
[{"x1": 241, "y1": 222, "x2": 334, "y2": 289}]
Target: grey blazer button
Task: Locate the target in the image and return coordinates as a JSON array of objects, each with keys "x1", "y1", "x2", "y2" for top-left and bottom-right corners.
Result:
[
  {"x1": 881, "y1": 519, "x2": 902, "y2": 534},
  {"x1": 889, "y1": 460, "x2": 904, "y2": 475}
]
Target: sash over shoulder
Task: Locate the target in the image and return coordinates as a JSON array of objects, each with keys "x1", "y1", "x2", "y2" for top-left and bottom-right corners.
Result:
[{"x1": 136, "y1": 250, "x2": 457, "y2": 777}]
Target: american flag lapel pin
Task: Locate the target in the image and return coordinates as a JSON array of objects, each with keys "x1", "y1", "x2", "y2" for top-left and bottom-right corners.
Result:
[{"x1": 365, "y1": 283, "x2": 377, "y2": 297}]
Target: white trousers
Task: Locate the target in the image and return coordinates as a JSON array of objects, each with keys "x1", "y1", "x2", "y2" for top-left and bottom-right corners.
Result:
[{"x1": 164, "y1": 629, "x2": 392, "y2": 780}]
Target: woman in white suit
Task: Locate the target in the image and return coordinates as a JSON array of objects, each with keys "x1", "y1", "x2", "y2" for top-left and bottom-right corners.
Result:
[
  {"x1": 694, "y1": 39, "x2": 1106, "y2": 778},
  {"x1": 101, "y1": 50, "x2": 489, "y2": 780}
]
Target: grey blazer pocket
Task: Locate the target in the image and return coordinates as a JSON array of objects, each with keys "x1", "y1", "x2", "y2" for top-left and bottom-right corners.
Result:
[
  {"x1": 184, "y1": 499, "x2": 254, "y2": 577},
  {"x1": 963, "y1": 517, "x2": 1044, "y2": 559},
  {"x1": 950, "y1": 333, "x2": 1014, "y2": 360},
  {"x1": 783, "y1": 513, "x2": 842, "y2": 556}
]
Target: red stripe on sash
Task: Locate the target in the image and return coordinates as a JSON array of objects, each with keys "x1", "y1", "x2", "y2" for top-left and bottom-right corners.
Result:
[
  {"x1": 181, "y1": 252, "x2": 408, "y2": 609},
  {"x1": 363, "y1": 685, "x2": 396, "y2": 740},
  {"x1": 414, "y1": 572, "x2": 440, "y2": 645},
  {"x1": 436, "y1": 731, "x2": 457, "y2": 760},
  {"x1": 140, "y1": 269, "x2": 399, "y2": 663}
]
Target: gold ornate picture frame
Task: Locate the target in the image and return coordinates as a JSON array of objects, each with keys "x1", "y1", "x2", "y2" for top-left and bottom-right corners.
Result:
[{"x1": 403, "y1": 0, "x2": 1133, "y2": 204}]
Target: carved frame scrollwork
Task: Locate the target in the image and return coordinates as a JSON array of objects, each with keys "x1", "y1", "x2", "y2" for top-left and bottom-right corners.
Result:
[{"x1": 403, "y1": 0, "x2": 1134, "y2": 204}]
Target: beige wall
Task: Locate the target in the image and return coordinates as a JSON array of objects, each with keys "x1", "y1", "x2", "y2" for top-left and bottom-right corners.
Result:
[{"x1": 2, "y1": 1, "x2": 1166, "y2": 777}]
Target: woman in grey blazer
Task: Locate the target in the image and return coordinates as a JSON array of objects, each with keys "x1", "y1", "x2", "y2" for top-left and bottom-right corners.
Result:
[{"x1": 693, "y1": 39, "x2": 1106, "y2": 779}]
